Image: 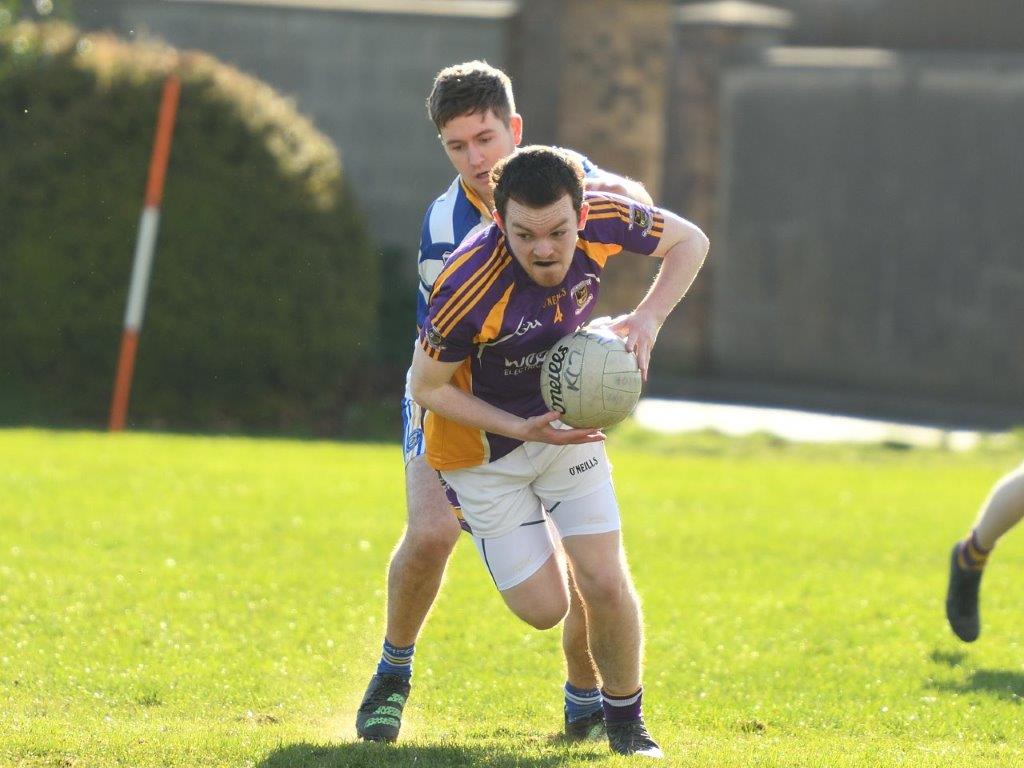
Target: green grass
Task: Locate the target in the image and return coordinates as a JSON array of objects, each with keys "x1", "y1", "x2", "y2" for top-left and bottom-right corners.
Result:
[{"x1": 2, "y1": 427, "x2": 1023, "y2": 767}]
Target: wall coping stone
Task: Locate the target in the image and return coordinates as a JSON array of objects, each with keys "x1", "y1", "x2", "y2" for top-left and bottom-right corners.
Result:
[
  {"x1": 166, "y1": 0, "x2": 519, "y2": 19},
  {"x1": 676, "y1": 1, "x2": 793, "y2": 29},
  {"x1": 765, "y1": 46, "x2": 898, "y2": 67}
]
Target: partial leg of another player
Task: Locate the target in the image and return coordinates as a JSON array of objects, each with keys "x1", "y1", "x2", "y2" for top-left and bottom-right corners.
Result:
[
  {"x1": 356, "y1": 453, "x2": 461, "y2": 742},
  {"x1": 946, "y1": 463, "x2": 1024, "y2": 642}
]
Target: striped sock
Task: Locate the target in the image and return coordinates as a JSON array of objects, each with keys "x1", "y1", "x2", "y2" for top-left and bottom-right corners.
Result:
[
  {"x1": 601, "y1": 686, "x2": 643, "y2": 723},
  {"x1": 957, "y1": 531, "x2": 991, "y2": 572},
  {"x1": 564, "y1": 681, "x2": 602, "y2": 722},
  {"x1": 376, "y1": 639, "x2": 414, "y2": 679}
]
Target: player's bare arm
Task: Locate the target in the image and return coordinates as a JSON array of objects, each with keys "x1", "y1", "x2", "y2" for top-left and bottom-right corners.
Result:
[
  {"x1": 584, "y1": 172, "x2": 653, "y2": 206},
  {"x1": 606, "y1": 210, "x2": 710, "y2": 380},
  {"x1": 410, "y1": 345, "x2": 605, "y2": 445}
]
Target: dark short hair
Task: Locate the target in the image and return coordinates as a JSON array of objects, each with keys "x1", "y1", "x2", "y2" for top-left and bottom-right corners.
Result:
[
  {"x1": 490, "y1": 146, "x2": 585, "y2": 220},
  {"x1": 427, "y1": 60, "x2": 515, "y2": 132}
]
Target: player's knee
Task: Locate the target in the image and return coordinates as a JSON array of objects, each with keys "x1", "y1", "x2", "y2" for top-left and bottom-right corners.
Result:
[
  {"x1": 519, "y1": 600, "x2": 569, "y2": 630},
  {"x1": 404, "y1": 523, "x2": 460, "y2": 562},
  {"x1": 505, "y1": 580, "x2": 569, "y2": 630},
  {"x1": 575, "y1": 568, "x2": 631, "y2": 610},
  {"x1": 527, "y1": 613, "x2": 565, "y2": 631}
]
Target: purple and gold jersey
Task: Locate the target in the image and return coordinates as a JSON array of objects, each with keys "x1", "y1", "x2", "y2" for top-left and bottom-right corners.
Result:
[
  {"x1": 419, "y1": 192, "x2": 665, "y2": 471},
  {"x1": 415, "y1": 150, "x2": 599, "y2": 330}
]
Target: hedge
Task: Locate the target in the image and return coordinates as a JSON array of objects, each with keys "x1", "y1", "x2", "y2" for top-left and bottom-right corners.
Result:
[{"x1": 0, "y1": 22, "x2": 378, "y2": 433}]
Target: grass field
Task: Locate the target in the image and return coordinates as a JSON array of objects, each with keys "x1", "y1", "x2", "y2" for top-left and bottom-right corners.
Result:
[{"x1": 2, "y1": 426, "x2": 1024, "y2": 767}]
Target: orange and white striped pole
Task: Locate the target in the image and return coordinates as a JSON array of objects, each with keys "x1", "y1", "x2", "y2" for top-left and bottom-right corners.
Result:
[{"x1": 109, "y1": 74, "x2": 181, "y2": 432}]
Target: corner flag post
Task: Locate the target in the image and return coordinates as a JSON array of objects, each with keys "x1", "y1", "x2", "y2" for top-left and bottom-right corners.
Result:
[{"x1": 109, "y1": 74, "x2": 181, "y2": 432}]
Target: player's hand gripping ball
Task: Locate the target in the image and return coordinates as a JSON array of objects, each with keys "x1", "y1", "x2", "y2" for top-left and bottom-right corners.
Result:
[{"x1": 540, "y1": 326, "x2": 642, "y2": 429}]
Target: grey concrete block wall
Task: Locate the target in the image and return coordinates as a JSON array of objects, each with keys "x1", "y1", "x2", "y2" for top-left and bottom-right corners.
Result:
[
  {"x1": 60, "y1": 1, "x2": 1024, "y2": 421},
  {"x1": 712, "y1": 53, "x2": 1024, "y2": 411},
  {"x1": 75, "y1": 0, "x2": 512, "y2": 257},
  {"x1": 677, "y1": 0, "x2": 1024, "y2": 52}
]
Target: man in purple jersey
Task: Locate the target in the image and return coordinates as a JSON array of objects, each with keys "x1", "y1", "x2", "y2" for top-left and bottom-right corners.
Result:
[
  {"x1": 356, "y1": 61, "x2": 652, "y2": 745},
  {"x1": 411, "y1": 146, "x2": 709, "y2": 758}
]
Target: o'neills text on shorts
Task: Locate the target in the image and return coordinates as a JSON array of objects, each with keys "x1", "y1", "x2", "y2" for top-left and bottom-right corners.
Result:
[{"x1": 569, "y1": 458, "x2": 599, "y2": 476}]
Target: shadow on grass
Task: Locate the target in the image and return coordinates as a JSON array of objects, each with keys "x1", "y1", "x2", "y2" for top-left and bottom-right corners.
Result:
[
  {"x1": 258, "y1": 741, "x2": 602, "y2": 768},
  {"x1": 929, "y1": 649, "x2": 967, "y2": 667},
  {"x1": 928, "y1": 669, "x2": 1024, "y2": 702}
]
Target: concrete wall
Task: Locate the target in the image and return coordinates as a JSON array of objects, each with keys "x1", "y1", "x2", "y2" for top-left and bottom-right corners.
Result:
[
  {"x1": 677, "y1": 0, "x2": 1024, "y2": 51},
  {"x1": 711, "y1": 52, "x2": 1024, "y2": 417},
  {"x1": 75, "y1": 0, "x2": 514, "y2": 257},
  {"x1": 659, "y1": 8, "x2": 792, "y2": 376},
  {"x1": 65, "y1": 0, "x2": 1024, "y2": 422}
]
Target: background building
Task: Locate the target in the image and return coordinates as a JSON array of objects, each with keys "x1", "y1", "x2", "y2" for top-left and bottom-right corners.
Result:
[{"x1": 66, "y1": 0, "x2": 1024, "y2": 426}]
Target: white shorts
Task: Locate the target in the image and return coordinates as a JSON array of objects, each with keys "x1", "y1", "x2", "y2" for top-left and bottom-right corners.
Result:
[
  {"x1": 440, "y1": 441, "x2": 619, "y2": 589},
  {"x1": 401, "y1": 367, "x2": 425, "y2": 466},
  {"x1": 441, "y1": 440, "x2": 613, "y2": 539},
  {"x1": 468, "y1": 483, "x2": 621, "y2": 591}
]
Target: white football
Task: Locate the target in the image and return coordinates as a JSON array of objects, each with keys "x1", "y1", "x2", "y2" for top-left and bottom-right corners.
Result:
[{"x1": 540, "y1": 327, "x2": 642, "y2": 429}]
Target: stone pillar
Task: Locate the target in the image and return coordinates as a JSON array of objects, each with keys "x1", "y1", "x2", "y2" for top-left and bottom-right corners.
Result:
[
  {"x1": 557, "y1": 0, "x2": 674, "y2": 201},
  {"x1": 507, "y1": 0, "x2": 567, "y2": 147},
  {"x1": 513, "y1": 0, "x2": 674, "y2": 315},
  {"x1": 659, "y1": 1, "x2": 793, "y2": 376}
]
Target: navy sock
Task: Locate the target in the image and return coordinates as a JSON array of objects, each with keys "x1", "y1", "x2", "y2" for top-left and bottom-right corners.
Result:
[
  {"x1": 564, "y1": 681, "x2": 602, "y2": 722},
  {"x1": 602, "y1": 686, "x2": 643, "y2": 723},
  {"x1": 376, "y1": 639, "x2": 414, "y2": 679}
]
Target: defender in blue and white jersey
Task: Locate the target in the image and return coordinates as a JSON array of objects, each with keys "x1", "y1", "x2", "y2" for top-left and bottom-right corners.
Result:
[{"x1": 357, "y1": 61, "x2": 653, "y2": 746}]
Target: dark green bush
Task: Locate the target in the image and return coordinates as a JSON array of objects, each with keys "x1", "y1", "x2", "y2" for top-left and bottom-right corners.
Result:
[{"x1": 0, "y1": 22, "x2": 377, "y2": 434}]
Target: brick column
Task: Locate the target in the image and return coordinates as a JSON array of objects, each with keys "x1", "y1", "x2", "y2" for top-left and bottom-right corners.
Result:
[
  {"x1": 558, "y1": 0, "x2": 673, "y2": 200},
  {"x1": 659, "y1": 1, "x2": 792, "y2": 375},
  {"x1": 513, "y1": 0, "x2": 674, "y2": 315}
]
